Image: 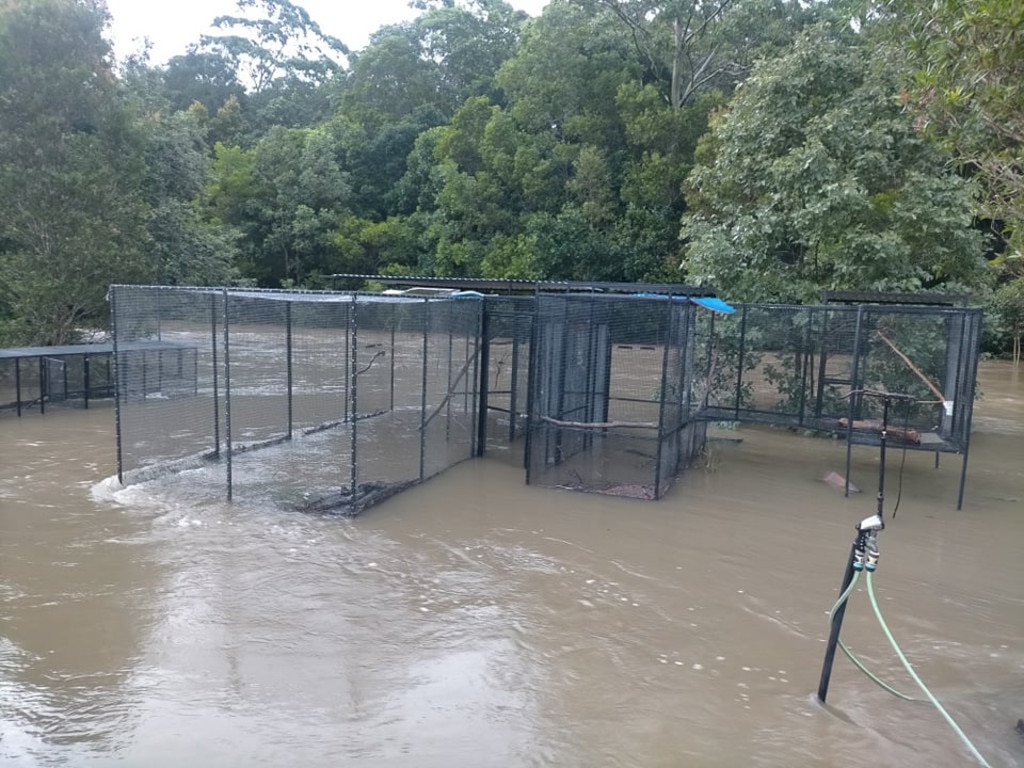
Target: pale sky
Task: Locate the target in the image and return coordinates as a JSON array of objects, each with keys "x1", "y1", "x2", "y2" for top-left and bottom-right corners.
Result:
[{"x1": 105, "y1": 0, "x2": 550, "y2": 65}]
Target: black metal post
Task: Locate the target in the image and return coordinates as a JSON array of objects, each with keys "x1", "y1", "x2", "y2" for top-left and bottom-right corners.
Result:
[
  {"x1": 509, "y1": 312, "x2": 520, "y2": 443},
  {"x1": 286, "y1": 302, "x2": 293, "y2": 440},
  {"x1": 419, "y1": 299, "x2": 429, "y2": 481},
  {"x1": 15, "y1": 358, "x2": 21, "y2": 417},
  {"x1": 84, "y1": 355, "x2": 91, "y2": 409},
  {"x1": 734, "y1": 305, "x2": 748, "y2": 419},
  {"x1": 877, "y1": 396, "x2": 889, "y2": 519},
  {"x1": 350, "y1": 296, "x2": 358, "y2": 494},
  {"x1": 390, "y1": 320, "x2": 396, "y2": 413},
  {"x1": 957, "y1": 312, "x2": 982, "y2": 510},
  {"x1": 843, "y1": 307, "x2": 865, "y2": 497},
  {"x1": 554, "y1": 297, "x2": 571, "y2": 466},
  {"x1": 817, "y1": 542, "x2": 859, "y2": 703},
  {"x1": 797, "y1": 309, "x2": 813, "y2": 426},
  {"x1": 211, "y1": 293, "x2": 221, "y2": 459},
  {"x1": 446, "y1": 303, "x2": 454, "y2": 443},
  {"x1": 653, "y1": 297, "x2": 674, "y2": 500},
  {"x1": 111, "y1": 290, "x2": 123, "y2": 482},
  {"x1": 223, "y1": 289, "x2": 233, "y2": 502},
  {"x1": 476, "y1": 299, "x2": 490, "y2": 457},
  {"x1": 39, "y1": 356, "x2": 45, "y2": 415},
  {"x1": 343, "y1": 302, "x2": 350, "y2": 423}
]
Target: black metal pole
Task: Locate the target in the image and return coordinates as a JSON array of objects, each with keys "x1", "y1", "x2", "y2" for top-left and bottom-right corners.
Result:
[
  {"x1": 653, "y1": 297, "x2": 674, "y2": 500},
  {"x1": 223, "y1": 289, "x2": 233, "y2": 502},
  {"x1": 877, "y1": 397, "x2": 889, "y2": 520},
  {"x1": 15, "y1": 358, "x2": 22, "y2": 417},
  {"x1": 419, "y1": 299, "x2": 429, "y2": 481},
  {"x1": 817, "y1": 541, "x2": 859, "y2": 703},
  {"x1": 286, "y1": 302, "x2": 293, "y2": 440},
  {"x1": 211, "y1": 293, "x2": 221, "y2": 458},
  {"x1": 389, "y1": 320, "x2": 396, "y2": 413},
  {"x1": 39, "y1": 356, "x2": 45, "y2": 415},
  {"x1": 343, "y1": 302, "x2": 350, "y2": 423},
  {"x1": 111, "y1": 290, "x2": 123, "y2": 482},
  {"x1": 523, "y1": 301, "x2": 539, "y2": 478},
  {"x1": 84, "y1": 355, "x2": 91, "y2": 409},
  {"x1": 957, "y1": 311, "x2": 982, "y2": 510},
  {"x1": 844, "y1": 307, "x2": 865, "y2": 497},
  {"x1": 350, "y1": 296, "x2": 358, "y2": 494},
  {"x1": 476, "y1": 299, "x2": 490, "y2": 458},
  {"x1": 734, "y1": 304, "x2": 747, "y2": 419},
  {"x1": 509, "y1": 311, "x2": 520, "y2": 443},
  {"x1": 446, "y1": 303, "x2": 454, "y2": 443}
]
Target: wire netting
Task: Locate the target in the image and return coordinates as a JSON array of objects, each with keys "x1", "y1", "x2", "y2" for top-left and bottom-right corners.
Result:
[
  {"x1": 0, "y1": 347, "x2": 117, "y2": 414},
  {"x1": 526, "y1": 294, "x2": 706, "y2": 500},
  {"x1": 111, "y1": 286, "x2": 482, "y2": 513},
  {"x1": 695, "y1": 303, "x2": 982, "y2": 453},
  {"x1": 110, "y1": 286, "x2": 982, "y2": 508},
  {"x1": 482, "y1": 296, "x2": 534, "y2": 454}
]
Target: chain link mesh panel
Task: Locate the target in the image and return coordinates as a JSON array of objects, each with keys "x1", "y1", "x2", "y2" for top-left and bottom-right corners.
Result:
[
  {"x1": 111, "y1": 287, "x2": 981, "y2": 508},
  {"x1": 112, "y1": 287, "x2": 482, "y2": 514},
  {"x1": 113, "y1": 286, "x2": 215, "y2": 477},
  {"x1": 482, "y1": 296, "x2": 534, "y2": 453},
  {"x1": 526, "y1": 295, "x2": 706, "y2": 500},
  {"x1": 695, "y1": 302, "x2": 981, "y2": 455}
]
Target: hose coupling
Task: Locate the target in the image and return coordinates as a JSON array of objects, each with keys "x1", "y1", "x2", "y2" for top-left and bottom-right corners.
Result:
[{"x1": 864, "y1": 531, "x2": 880, "y2": 571}]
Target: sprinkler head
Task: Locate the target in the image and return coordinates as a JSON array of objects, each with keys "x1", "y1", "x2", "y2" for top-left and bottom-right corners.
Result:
[{"x1": 856, "y1": 514, "x2": 884, "y2": 532}]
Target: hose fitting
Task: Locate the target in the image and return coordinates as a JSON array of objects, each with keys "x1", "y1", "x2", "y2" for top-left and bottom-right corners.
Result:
[{"x1": 864, "y1": 530, "x2": 880, "y2": 571}]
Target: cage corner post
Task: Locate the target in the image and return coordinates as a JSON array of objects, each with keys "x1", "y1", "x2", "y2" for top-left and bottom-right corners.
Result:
[
  {"x1": 843, "y1": 306, "x2": 866, "y2": 498},
  {"x1": 956, "y1": 310, "x2": 983, "y2": 511},
  {"x1": 350, "y1": 294, "x2": 359, "y2": 495},
  {"x1": 223, "y1": 288, "x2": 233, "y2": 502},
  {"x1": 419, "y1": 297, "x2": 430, "y2": 482},
  {"x1": 653, "y1": 297, "x2": 674, "y2": 500},
  {"x1": 111, "y1": 286, "x2": 124, "y2": 484},
  {"x1": 476, "y1": 298, "x2": 489, "y2": 458},
  {"x1": 286, "y1": 300, "x2": 293, "y2": 441},
  {"x1": 523, "y1": 296, "x2": 541, "y2": 482},
  {"x1": 210, "y1": 291, "x2": 221, "y2": 460}
]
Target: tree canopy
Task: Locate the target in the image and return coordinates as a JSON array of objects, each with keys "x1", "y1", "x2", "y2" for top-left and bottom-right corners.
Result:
[{"x1": 0, "y1": 0, "x2": 1014, "y2": 356}]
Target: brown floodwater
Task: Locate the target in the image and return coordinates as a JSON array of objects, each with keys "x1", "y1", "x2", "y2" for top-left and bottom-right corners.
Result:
[{"x1": 1, "y1": 363, "x2": 1022, "y2": 767}]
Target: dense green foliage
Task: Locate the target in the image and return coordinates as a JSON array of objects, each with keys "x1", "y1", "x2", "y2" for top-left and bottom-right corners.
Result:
[{"x1": 0, "y1": 0, "x2": 1017, "y2": 354}]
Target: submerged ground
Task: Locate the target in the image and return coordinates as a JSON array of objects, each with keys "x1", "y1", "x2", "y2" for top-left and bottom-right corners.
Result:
[{"x1": 0, "y1": 362, "x2": 1021, "y2": 767}]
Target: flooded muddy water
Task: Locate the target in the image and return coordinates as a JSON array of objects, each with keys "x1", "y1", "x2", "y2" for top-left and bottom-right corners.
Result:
[{"x1": 1, "y1": 363, "x2": 1022, "y2": 767}]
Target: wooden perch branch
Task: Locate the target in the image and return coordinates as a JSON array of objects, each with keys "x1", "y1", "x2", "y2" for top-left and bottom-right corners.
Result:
[
  {"x1": 875, "y1": 331, "x2": 946, "y2": 402},
  {"x1": 420, "y1": 345, "x2": 482, "y2": 431},
  {"x1": 354, "y1": 349, "x2": 385, "y2": 376},
  {"x1": 540, "y1": 416, "x2": 657, "y2": 430}
]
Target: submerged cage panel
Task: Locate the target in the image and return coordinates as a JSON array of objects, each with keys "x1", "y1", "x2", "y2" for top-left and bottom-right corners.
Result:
[
  {"x1": 111, "y1": 286, "x2": 482, "y2": 514},
  {"x1": 697, "y1": 303, "x2": 981, "y2": 452},
  {"x1": 694, "y1": 301, "x2": 982, "y2": 507},
  {"x1": 482, "y1": 296, "x2": 534, "y2": 454},
  {"x1": 526, "y1": 294, "x2": 706, "y2": 500}
]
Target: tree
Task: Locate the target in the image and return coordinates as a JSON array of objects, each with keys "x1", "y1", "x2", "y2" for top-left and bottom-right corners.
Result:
[
  {"x1": 0, "y1": 0, "x2": 152, "y2": 345},
  {"x1": 202, "y1": 0, "x2": 347, "y2": 94},
  {"x1": 162, "y1": 48, "x2": 247, "y2": 115},
  {"x1": 205, "y1": 125, "x2": 350, "y2": 286},
  {"x1": 339, "y1": 0, "x2": 525, "y2": 129},
  {"x1": 582, "y1": 0, "x2": 736, "y2": 108},
  {"x1": 993, "y1": 276, "x2": 1024, "y2": 367},
  {"x1": 139, "y1": 109, "x2": 238, "y2": 286},
  {"x1": 681, "y1": 24, "x2": 990, "y2": 303},
  {"x1": 890, "y1": 0, "x2": 1024, "y2": 258}
]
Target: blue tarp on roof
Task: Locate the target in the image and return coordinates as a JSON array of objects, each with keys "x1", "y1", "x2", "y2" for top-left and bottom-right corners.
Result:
[
  {"x1": 691, "y1": 297, "x2": 736, "y2": 314},
  {"x1": 629, "y1": 292, "x2": 736, "y2": 314}
]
